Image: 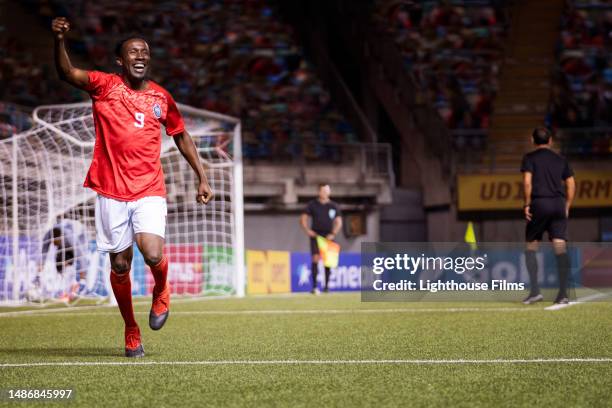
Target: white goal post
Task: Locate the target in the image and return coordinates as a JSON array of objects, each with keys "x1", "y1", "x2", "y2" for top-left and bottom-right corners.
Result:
[{"x1": 0, "y1": 102, "x2": 244, "y2": 305}]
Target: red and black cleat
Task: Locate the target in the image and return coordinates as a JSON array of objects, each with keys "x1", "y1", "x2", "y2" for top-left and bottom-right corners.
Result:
[
  {"x1": 125, "y1": 326, "x2": 144, "y2": 358},
  {"x1": 149, "y1": 284, "x2": 170, "y2": 331}
]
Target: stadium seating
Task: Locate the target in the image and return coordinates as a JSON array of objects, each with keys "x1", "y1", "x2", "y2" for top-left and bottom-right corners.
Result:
[
  {"x1": 550, "y1": 0, "x2": 611, "y2": 128},
  {"x1": 30, "y1": 0, "x2": 356, "y2": 160},
  {"x1": 0, "y1": 102, "x2": 32, "y2": 139},
  {"x1": 374, "y1": 0, "x2": 508, "y2": 134},
  {"x1": 0, "y1": 34, "x2": 82, "y2": 107},
  {"x1": 549, "y1": 0, "x2": 612, "y2": 154}
]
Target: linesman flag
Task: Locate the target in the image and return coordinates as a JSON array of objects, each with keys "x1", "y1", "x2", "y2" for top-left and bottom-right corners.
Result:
[
  {"x1": 464, "y1": 221, "x2": 477, "y2": 251},
  {"x1": 316, "y1": 236, "x2": 341, "y2": 268}
]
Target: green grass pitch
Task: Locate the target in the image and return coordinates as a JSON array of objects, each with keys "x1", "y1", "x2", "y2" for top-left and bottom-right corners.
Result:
[{"x1": 1, "y1": 293, "x2": 612, "y2": 407}]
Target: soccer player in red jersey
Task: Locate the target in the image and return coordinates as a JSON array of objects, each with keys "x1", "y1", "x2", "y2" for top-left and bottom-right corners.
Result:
[{"x1": 52, "y1": 17, "x2": 214, "y2": 357}]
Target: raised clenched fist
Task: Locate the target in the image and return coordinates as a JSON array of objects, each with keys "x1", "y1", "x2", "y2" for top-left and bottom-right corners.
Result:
[{"x1": 51, "y1": 17, "x2": 70, "y2": 40}]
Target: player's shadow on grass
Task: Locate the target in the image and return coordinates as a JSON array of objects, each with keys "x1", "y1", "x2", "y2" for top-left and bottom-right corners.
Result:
[{"x1": 0, "y1": 347, "x2": 134, "y2": 358}]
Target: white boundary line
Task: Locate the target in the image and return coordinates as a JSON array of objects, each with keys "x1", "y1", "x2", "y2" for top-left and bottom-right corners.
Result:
[
  {"x1": 546, "y1": 303, "x2": 577, "y2": 311},
  {"x1": 1, "y1": 358, "x2": 612, "y2": 368},
  {"x1": 0, "y1": 293, "x2": 305, "y2": 315},
  {"x1": 3, "y1": 292, "x2": 610, "y2": 317},
  {"x1": 0, "y1": 305, "x2": 110, "y2": 317},
  {"x1": 0, "y1": 295, "x2": 247, "y2": 317},
  {"x1": 544, "y1": 292, "x2": 612, "y2": 311},
  {"x1": 0, "y1": 307, "x2": 544, "y2": 318}
]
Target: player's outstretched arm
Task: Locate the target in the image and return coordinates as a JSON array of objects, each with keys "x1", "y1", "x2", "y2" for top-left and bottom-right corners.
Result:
[
  {"x1": 173, "y1": 130, "x2": 214, "y2": 204},
  {"x1": 52, "y1": 17, "x2": 89, "y2": 89}
]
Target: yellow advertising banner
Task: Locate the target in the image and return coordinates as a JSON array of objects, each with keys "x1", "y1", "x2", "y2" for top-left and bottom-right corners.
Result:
[
  {"x1": 458, "y1": 171, "x2": 612, "y2": 211},
  {"x1": 246, "y1": 250, "x2": 268, "y2": 295},
  {"x1": 266, "y1": 251, "x2": 291, "y2": 294},
  {"x1": 246, "y1": 250, "x2": 291, "y2": 295}
]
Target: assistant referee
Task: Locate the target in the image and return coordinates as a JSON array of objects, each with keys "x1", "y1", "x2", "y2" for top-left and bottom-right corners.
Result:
[
  {"x1": 300, "y1": 183, "x2": 342, "y2": 294},
  {"x1": 521, "y1": 127, "x2": 576, "y2": 305}
]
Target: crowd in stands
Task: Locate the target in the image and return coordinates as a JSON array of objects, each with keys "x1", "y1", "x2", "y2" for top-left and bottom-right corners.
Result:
[
  {"x1": 375, "y1": 0, "x2": 508, "y2": 131},
  {"x1": 0, "y1": 103, "x2": 33, "y2": 139},
  {"x1": 548, "y1": 0, "x2": 612, "y2": 130},
  {"x1": 20, "y1": 0, "x2": 356, "y2": 160},
  {"x1": 0, "y1": 34, "x2": 82, "y2": 108}
]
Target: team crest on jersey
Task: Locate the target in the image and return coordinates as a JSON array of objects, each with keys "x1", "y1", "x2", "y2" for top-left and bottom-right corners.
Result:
[
  {"x1": 153, "y1": 103, "x2": 162, "y2": 118},
  {"x1": 328, "y1": 209, "x2": 336, "y2": 219}
]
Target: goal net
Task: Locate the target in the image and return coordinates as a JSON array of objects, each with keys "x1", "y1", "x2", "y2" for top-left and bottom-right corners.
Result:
[{"x1": 0, "y1": 102, "x2": 244, "y2": 305}]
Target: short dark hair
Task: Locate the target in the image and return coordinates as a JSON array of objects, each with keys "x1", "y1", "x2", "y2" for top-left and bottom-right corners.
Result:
[
  {"x1": 52, "y1": 227, "x2": 62, "y2": 240},
  {"x1": 114, "y1": 36, "x2": 148, "y2": 57},
  {"x1": 318, "y1": 182, "x2": 329, "y2": 189},
  {"x1": 532, "y1": 127, "x2": 551, "y2": 145}
]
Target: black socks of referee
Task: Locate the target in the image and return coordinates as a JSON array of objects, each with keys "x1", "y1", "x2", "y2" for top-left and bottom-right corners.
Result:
[
  {"x1": 525, "y1": 250, "x2": 539, "y2": 296},
  {"x1": 525, "y1": 250, "x2": 570, "y2": 299},
  {"x1": 311, "y1": 262, "x2": 318, "y2": 289},
  {"x1": 311, "y1": 263, "x2": 331, "y2": 291},
  {"x1": 556, "y1": 253, "x2": 570, "y2": 299}
]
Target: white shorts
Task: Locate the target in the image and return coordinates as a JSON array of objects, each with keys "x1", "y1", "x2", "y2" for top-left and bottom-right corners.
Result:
[{"x1": 95, "y1": 195, "x2": 167, "y2": 253}]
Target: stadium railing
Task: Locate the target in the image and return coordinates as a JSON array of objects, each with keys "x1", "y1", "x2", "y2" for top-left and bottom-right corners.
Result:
[
  {"x1": 454, "y1": 127, "x2": 612, "y2": 172},
  {"x1": 556, "y1": 128, "x2": 612, "y2": 156},
  {"x1": 243, "y1": 142, "x2": 395, "y2": 190}
]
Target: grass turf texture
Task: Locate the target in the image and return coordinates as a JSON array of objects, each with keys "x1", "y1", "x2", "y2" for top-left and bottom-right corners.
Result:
[{"x1": 0, "y1": 293, "x2": 611, "y2": 407}]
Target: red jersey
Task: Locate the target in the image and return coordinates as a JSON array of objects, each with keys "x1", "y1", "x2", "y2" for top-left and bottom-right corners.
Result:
[{"x1": 83, "y1": 71, "x2": 185, "y2": 201}]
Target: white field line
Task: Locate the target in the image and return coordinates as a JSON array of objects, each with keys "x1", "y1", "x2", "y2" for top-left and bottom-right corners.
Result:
[
  {"x1": 0, "y1": 307, "x2": 544, "y2": 318},
  {"x1": 0, "y1": 293, "x2": 308, "y2": 315},
  {"x1": 132, "y1": 295, "x2": 236, "y2": 305},
  {"x1": 0, "y1": 304, "x2": 111, "y2": 316},
  {"x1": 2, "y1": 292, "x2": 608, "y2": 318},
  {"x1": 133, "y1": 292, "x2": 313, "y2": 304},
  {"x1": 544, "y1": 292, "x2": 612, "y2": 311},
  {"x1": 0, "y1": 294, "x2": 298, "y2": 317},
  {"x1": 1, "y1": 358, "x2": 612, "y2": 368}
]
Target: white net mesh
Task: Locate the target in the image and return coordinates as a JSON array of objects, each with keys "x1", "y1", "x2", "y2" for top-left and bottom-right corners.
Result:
[{"x1": 0, "y1": 102, "x2": 243, "y2": 305}]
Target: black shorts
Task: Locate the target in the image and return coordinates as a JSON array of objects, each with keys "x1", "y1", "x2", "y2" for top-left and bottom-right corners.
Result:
[
  {"x1": 309, "y1": 231, "x2": 330, "y2": 255},
  {"x1": 310, "y1": 237, "x2": 319, "y2": 255},
  {"x1": 526, "y1": 197, "x2": 568, "y2": 242}
]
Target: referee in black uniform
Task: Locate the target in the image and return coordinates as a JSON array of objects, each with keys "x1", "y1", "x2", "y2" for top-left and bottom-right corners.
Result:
[
  {"x1": 521, "y1": 127, "x2": 576, "y2": 305},
  {"x1": 300, "y1": 183, "x2": 342, "y2": 294}
]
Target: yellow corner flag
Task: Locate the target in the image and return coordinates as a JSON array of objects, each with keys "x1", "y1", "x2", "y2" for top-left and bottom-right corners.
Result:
[
  {"x1": 464, "y1": 221, "x2": 477, "y2": 251},
  {"x1": 316, "y1": 236, "x2": 341, "y2": 268}
]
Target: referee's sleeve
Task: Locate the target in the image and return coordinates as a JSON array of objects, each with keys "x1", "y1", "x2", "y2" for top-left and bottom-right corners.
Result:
[
  {"x1": 520, "y1": 154, "x2": 533, "y2": 173},
  {"x1": 304, "y1": 200, "x2": 313, "y2": 216},
  {"x1": 562, "y1": 160, "x2": 574, "y2": 180}
]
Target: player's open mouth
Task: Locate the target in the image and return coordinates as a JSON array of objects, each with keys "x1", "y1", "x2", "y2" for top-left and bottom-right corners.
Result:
[{"x1": 133, "y1": 63, "x2": 146, "y2": 73}]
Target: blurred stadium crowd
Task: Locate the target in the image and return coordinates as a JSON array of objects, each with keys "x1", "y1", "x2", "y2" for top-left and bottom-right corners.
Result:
[
  {"x1": 375, "y1": 0, "x2": 507, "y2": 130},
  {"x1": 549, "y1": 0, "x2": 612, "y2": 129},
  {"x1": 0, "y1": 35, "x2": 83, "y2": 109},
  {"x1": 0, "y1": 0, "x2": 610, "y2": 152},
  {"x1": 1, "y1": 0, "x2": 356, "y2": 160},
  {"x1": 0, "y1": 102, "x2": 32, "y2": 139}
]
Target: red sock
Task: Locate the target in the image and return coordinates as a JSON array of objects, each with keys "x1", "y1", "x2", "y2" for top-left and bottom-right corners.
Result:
[
  {"x1": 150, "y1": 256, "x2": 168, "y2": 294},
  {"x1": 110, "y1": 270, "x2": 137, "y2": 328}
]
